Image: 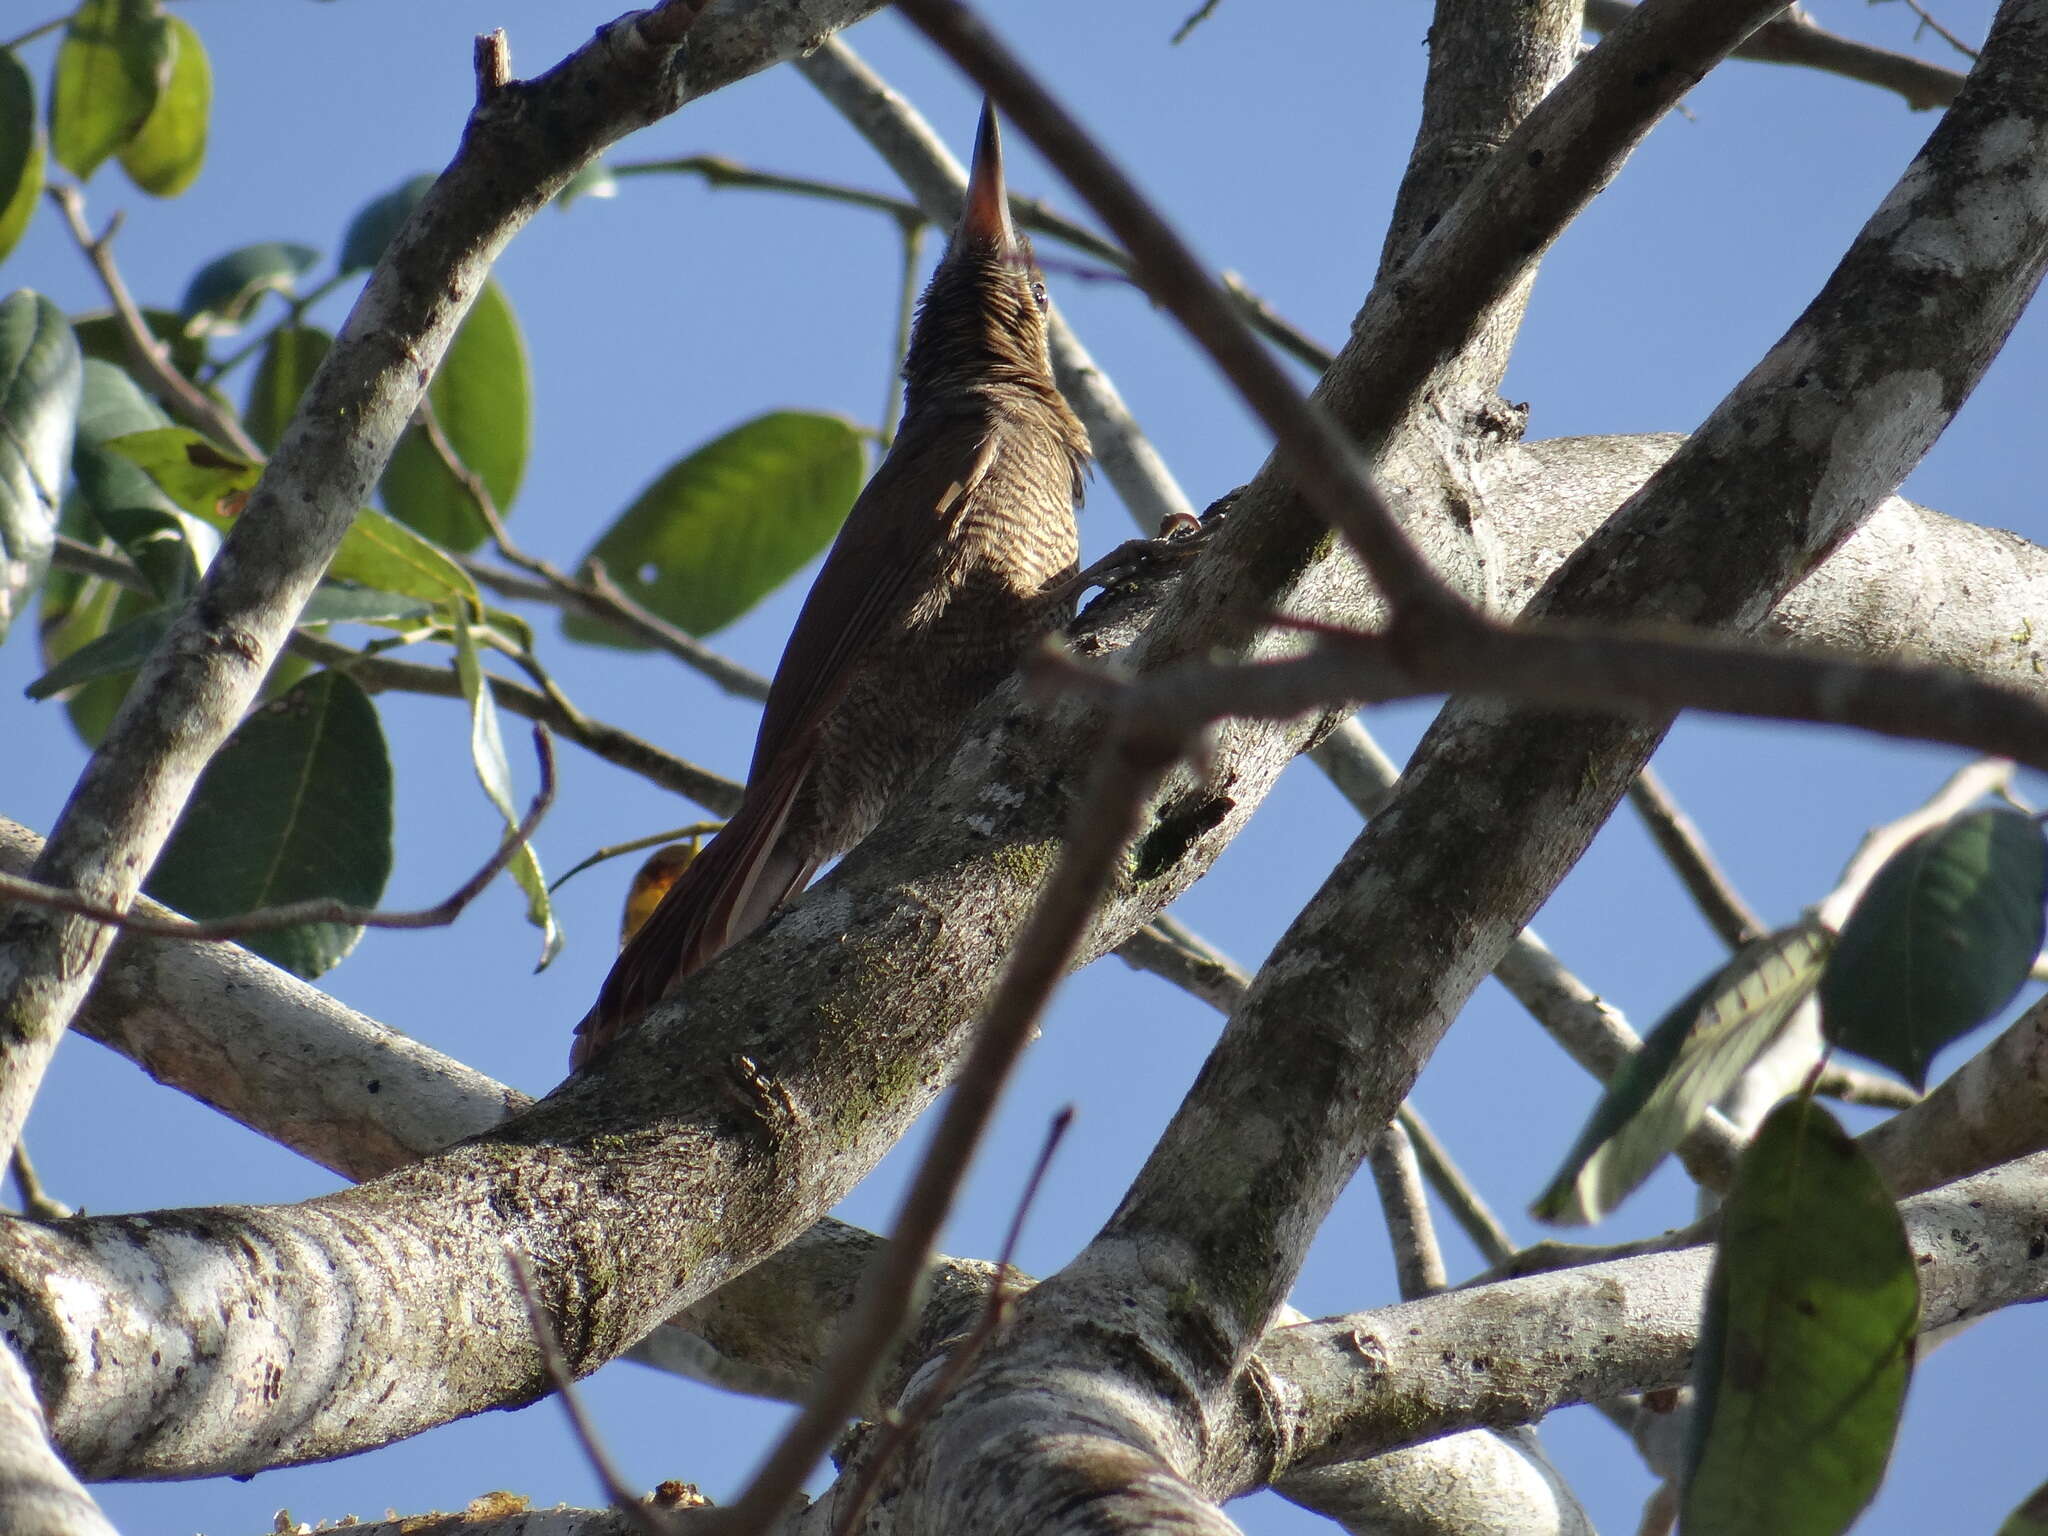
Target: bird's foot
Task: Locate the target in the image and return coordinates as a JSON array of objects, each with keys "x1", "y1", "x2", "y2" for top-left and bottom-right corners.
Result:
[{"x1": 1066, "y1": 508, "x2": 1215, "y2": 600}]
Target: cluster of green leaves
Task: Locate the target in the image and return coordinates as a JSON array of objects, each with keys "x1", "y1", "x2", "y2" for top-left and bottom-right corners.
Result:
[
  {"x1": 2, "y1": 0, "x2": 213, "y2": 263},
  {"x1": 1529, "y1": 803, "x2": 2047, "y2": 1534},
  {"x1": 1, "y1": 152, "x2": 867, "y2": 980}
]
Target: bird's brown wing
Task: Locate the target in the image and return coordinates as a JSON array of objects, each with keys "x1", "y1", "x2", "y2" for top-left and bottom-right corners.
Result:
[
  {"x1": 570, "y1": 413, "x2": 1001, "y2": 1069},
  {"x1": 746, "y1": 411, "x2": 1000, "y2": 780}
]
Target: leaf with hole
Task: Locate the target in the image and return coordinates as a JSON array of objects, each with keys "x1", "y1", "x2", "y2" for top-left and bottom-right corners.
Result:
[
  {"x1": 1821, "y1": 808, "x2": 2048, "y2": 1089},
  {"x1": 1533, "y1": 918, "x2": 1831, "y2": 1226},
  {"x1": 565, "y1": 411, "x2": 865, "y2": 645},
  {"x1": 1682, "y1": 1097, "x2": 1915, "y2": 1536},
  {"x1": 244, "y1": 323, "x2": 329, "y2": 452},
  {"x1": 450, "y1": 609, "x2": 559, "y2": 968},
  {"x1": 0, "y1": 292, "x2": 81, "y2": 644},
  {"x1": 145, "y1": 669, "x2": 394, "y2": 978},
  {"x1": 179, "y1": 241, "x2": 320, "y2": 336},
  {"x1": 49, "y1": 0, "x2": 171, "y2": 180},
  {"x1": 337, "y1": 172, "x2": 434, "y2": 274},
  {"x1": 379, "y1": 277, "x2": 529, "y2": 550},
  {"x1": 0, "y1": 49, "x2": 42, "y2": 264},
  {"x1": 116, "y1": 12, "x2": 207, "y2": 197}
]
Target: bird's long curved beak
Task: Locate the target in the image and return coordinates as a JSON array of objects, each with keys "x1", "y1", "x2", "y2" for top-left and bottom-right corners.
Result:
[{"x1": 957, "y1": 100, "x2": 1017, "y2": 252}]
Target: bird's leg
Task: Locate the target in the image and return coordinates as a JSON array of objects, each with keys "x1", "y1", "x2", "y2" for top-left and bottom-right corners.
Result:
[{"x1": 1064, "y1": 504, "x2": 1221, "y2": 601}]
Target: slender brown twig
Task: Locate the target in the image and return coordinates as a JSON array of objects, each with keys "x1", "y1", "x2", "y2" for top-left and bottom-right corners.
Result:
[
  {"x1": 829, "y1": 1107, "x2": 1076, "y2": 1536},
  {"x1": 0, "y1": 731, "x2": 556, "y2": 942},
  {"x1": 50, "y1": 186, "x2": 265, "y2": 462},
  {"x1": 1627, "y1": 765, "x2": 1766, "y2": 949},
  {"x1": 412, "y1": 401, "x2": 770, "y2": 702},
  {"x1": 1584, "y1": 0, "x2": 1966, "y2": 110},
  {"x1": 504, "y1": 1246, "x2": 673, "y2": 1536}
]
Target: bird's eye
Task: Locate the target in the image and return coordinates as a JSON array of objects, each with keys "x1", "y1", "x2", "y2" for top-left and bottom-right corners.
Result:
[{"x1": 1030, "y1": 280, "x2": 1048, "y2": 311}]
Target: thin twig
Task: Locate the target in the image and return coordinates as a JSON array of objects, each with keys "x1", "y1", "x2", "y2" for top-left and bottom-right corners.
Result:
[
  {"x1": 830, "y1": 1107, "x2": 1075, "y2": 1536},
  {"x1": 1584, "y1": 0, "x2": 1966, "y2": 111},
  {"x1": 1627, "y1": 765, "x2": 1766, "y2": 949},
  {"x1": 612, "y1": 152, "x2": 1330, "y2": 372},
  {"x1": 504, "y1": 1246, "x2": 672, "y2": 1536},
  {"x1": 551, "y1": 824, "x2": 725, "y2": 892},
  {"x1": 8, "y1": 1145, "x2": 72, "y2": 1223},
  {"x1": 1396, "y1": 1105, "x2": 1513, "y2": 1268},
  {"x1": 1, "y1": 16, "x2": 65, "y2": 50},
  {"x1": 289, "y1": 629, "x2": 745, "y2": 813},
  {"x1": 1367, "y1": 1119, "x2": 1447, "y2": 1299},
  {"x1": 1170, "y1": 0, "x2": 1225, "y2": 45},
  {"x1": 415, "y1": 401, "x2": 771, "y2": 702},
  {"x1": 1887, "y1": 0, "x2": 1981, "y2": 61},
  {"x1": 880, "y1": 219, "x2": 926, "y2": 444},
  {"x1": 42, "y1": 536, "x2": 746, "y2": 811},
  {"x1": 1812, "y1": 1062, "x2": 1920, "y2": 1110},
  {"x1": 50, "y1": 186, "x2": 264, "y2": 462},
  {"x1": 0, "y1": 730, "x2": 556, "y2": 942}
]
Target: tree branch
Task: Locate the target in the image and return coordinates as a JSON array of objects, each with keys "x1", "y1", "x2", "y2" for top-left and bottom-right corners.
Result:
[{"x1": 1585, "y1": 0, "x2": 1967, "y2": 111}]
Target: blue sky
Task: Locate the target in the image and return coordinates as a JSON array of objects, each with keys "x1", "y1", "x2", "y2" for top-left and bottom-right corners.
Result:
[{"x1": 2, "y1": 1, "x2": 2040, "y2": 1532}]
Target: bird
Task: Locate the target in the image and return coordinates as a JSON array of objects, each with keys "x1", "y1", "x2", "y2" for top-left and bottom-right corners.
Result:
[{"x1": 571, "y1": 103, "x2": 1091, "y2": 1070}]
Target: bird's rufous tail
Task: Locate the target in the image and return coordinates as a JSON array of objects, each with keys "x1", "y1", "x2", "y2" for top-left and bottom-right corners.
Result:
[{"x1": 570, "y1": 755, "x2": 812, "y2": 1070}]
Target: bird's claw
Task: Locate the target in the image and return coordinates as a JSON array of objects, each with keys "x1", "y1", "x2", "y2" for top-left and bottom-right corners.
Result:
[{"x1": 1067, "y1": 508, "x2": 1217, "y2": 599}]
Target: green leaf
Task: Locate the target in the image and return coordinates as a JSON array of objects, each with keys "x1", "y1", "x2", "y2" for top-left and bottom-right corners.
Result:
[
  {"x1": 450, "y1": 609, "x2": 560, "y2": 968},
  {"x1": 71, "y1": 306, "x2": 208, "y2": 380},
  {"x1": 556, "y1": 160, "x2": 618, "y2": 208},
  {"x1": 72, "y1": 372, "x2": 220, "y2": 597},
  {"x1": 378, "y1": 278, "x2": 529, "y2": 551},
  {"x1": 0, "y1": 50, "x2": 43, "y2": 264},
  {"x1": 103, "y1": 425, "x2": 258, "y2": 523},
  {"x1": 565, "y1": 411, "x2": 865, "y2": 645},
  {"x1": 244, "y1": 322, "x2": 329, "y2": 453},
  {"x1": 49, "y1": 0, "x2": 171, "y2": 181},
  {"x1": 26, "y1": 599, "x2": 170, "y2": 698},
  {"x1": 179, "y1": 241, "x2": 320, "y2": 337},
  {"x1": 1533, "y1": 919, "x2": 1831, "y2": 1226},
  {"x1": 1821, "y1": 808, "x2": 2048, "y2": 1089},
  {"x1": 116, "y1": 12, "x2": 207, "y2": 197},
  {"x1": 1682, "y1": 1097, "x2": 1915, "y2": 1536},
  {"x1": 145, "y1": 669, "x2": 394, "y2": 978},
  {"x1": 337, "y1": 172, "x2": 434, "y2": 274},
  {"x1": 0, "y1": 291, "x2": 82, "y2": 645},
  {"x1": 36, "y1": 551, "x2": 151, "y2": 745},
  {"x1": 300, "y1": 584, "x2": 433, "y2": 628},
  {"x1": 1998, "y1": 1478, "x2": 2048, "y2": 1536},
  {"x1": 328, "y1": 505, "x2": 478, "y2": 614}
]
